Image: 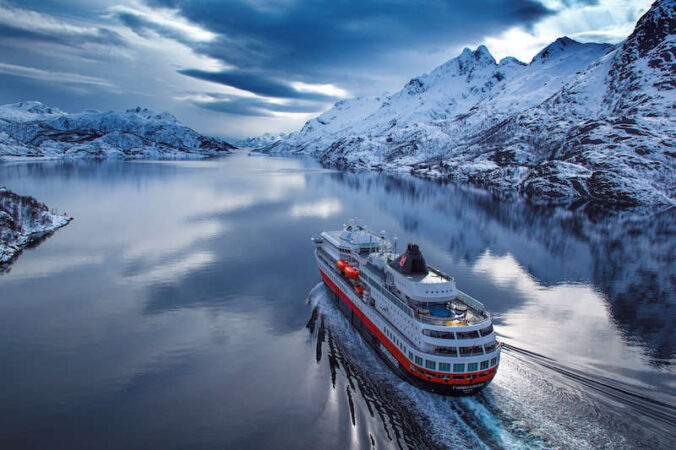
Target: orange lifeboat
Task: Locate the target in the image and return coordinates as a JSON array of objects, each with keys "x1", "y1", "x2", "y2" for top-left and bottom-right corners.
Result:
[
  {"x1": 354, "y1": 284, "x2": 365, "y2": 295},
  {"x1": 336, "y1": 260, "x2": 348, "y2": 271},
  {"x1": 344, "y1": 266, "x2": 359, "y2": 280}
]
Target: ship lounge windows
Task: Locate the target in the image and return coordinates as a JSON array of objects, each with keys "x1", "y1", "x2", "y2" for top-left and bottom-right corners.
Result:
[
  {"x1": 453, "y1": 363, "x2": 465, "y2": 373},
  {"x1": 415, "y1": 356, "x2": 423, "y2": 365},
  {"x1": 435, "y1": 346, "x2": 457, "y2": 356},
  {"x1": 439, "y1": 362, "x2": 451, "y2": 372},
  {"x1": 425, "y1": 360, "x2": 436, "y2": 370},
  {"x1": 490, "y1": 357, "x2": 497, "y2": 366},
  {"x1": 484, "y1": 341, "x2": 498, "y2": 354},
  {"x1": 422, "y1": 329, "x2": 455, "y2": 339},
  {"x1": 480, "y1": 360, "x2": 489, "y2": 370},
  {"x1": 459, "y1": 346, "x2": 484, "y2": 357},
  {"x1": 479, "y1": 324, "x2": 494, "y2": 336},
  {"x1": 456, "y1": 330, "x2": 481, "y2": 340},
  {"x1": 468, "y1": 363, "x2": 478, "y2": 372}
]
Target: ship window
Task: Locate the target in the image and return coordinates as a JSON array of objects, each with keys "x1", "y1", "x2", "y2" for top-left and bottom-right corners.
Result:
[
  {"x1": 425, "y1": 360, "x2": 436, "y2": 370},
  {"x1": 422, "y1": 329, "x2": 455, "y2": 339},
  {"x1": 415, "y1": 356, "x2": 423, "y2": 365},
  {"x1": 468, "y1": 363, "x2": 478, "y2": 372},
  {"x1": 452, "y1": 375, "x2": 464, "y2": 380},
  {"x1": 439, "y1": 362, "x2": 451, "y2": 372},
  {"x1": 436, "y1": 346, "x2": 457, "y2": 356},
  {"x1": 480, "y1": 360, "x2": 489, "y2": 370},
  {"x1": 459, "y1": 346, "x2": 483, "y2": 356},
  {"x1": 479, "y1": 325, "x2": 494, "y2": 336},
  {"x1": 453, "y1": 363, "x2": 465, "y2": 373},
  {"x1": 456, "y1": 331, "x2": 481, "y2": 340},
  {"x1": 490, "y1": 357, "x2": 497, "y2": 366},
  {"x1": 484, "y1": 341, "x2": 497, "y2": 353},
  {"x1": 408, "y1": 351, "x2": 414, "y2": 360}
]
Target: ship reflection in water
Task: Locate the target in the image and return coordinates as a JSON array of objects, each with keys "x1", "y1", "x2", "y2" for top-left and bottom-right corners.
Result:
[{"x1": 0, "y1": 153, "x2": 673, "y2": 449}]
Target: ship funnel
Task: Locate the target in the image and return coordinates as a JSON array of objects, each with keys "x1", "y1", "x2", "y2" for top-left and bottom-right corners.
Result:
[{"x1": 391, "y1": 243, "x2": 427, "y2": 274}]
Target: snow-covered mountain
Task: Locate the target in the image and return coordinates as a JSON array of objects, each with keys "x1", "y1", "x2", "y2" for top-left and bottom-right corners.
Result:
[
  {"x1": 0, "y1": 187, "x2": 71, "y2": 270},
  {"x1": 0, "y1": 102, "x2": 235, "y2": 159},
  {"x1": 265, "y1": 0, "x2": 675, "y2": 207},
  {"x1": 234, "y1": 132, "x2": 291, "y2": 149}
]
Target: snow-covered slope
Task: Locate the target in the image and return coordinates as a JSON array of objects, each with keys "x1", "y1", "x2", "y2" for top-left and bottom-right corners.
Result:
[
  {"x1": 0, "y1": 187, "x2": 71, "y2": 270},
  {"x1": 266, "y1": 0, "x2": 675, "y2": 207},
  {"x1": 0, "y1": 102, "x2": 235, "y2": 159}
]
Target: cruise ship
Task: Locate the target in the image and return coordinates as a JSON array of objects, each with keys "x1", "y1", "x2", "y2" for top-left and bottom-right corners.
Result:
[{"x1": 312, "y1": 220, "x2": 500, "y2": 395}]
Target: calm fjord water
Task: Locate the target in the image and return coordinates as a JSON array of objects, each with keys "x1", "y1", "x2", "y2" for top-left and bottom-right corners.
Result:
[{"x1": 1, "y1": 152, "x2": 674, "y2": 449}]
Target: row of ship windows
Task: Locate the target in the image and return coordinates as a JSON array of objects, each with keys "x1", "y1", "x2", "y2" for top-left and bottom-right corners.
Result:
[
  {"x1": 423, "y1": 324, "x2": 494, "y2": 340},
  {"x1": 384, "y1": 327, "x2": 499, "y2": 373},
  {"x1": 361, "y1": 271, "x2": 414, "y2": 318},
  {"x1": 434, "y1": 341, "x2": 498, "y2": 357}
]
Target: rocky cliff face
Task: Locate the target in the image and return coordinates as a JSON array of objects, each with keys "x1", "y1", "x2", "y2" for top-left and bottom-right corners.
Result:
[
  {"x1": 265, "y1": 0, "x2": 675, "y2": 207},
  {"x1": 0, "y1": 187, "x2": 71, "y2": 270},
  {"x1": 0, "y1": 102, "x2": 236, "y2": 159}
]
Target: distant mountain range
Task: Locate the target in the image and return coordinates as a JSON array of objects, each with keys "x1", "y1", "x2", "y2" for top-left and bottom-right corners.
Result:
[
  {"x1": 0, "y1": 102, "x2": 235, "y2": 159},
  {"x1": 233, "y1": 132, "x2": 290, "y2": 149},
  {"x1": 264, "y1": 0, "x2": 675, "y2": 207}
]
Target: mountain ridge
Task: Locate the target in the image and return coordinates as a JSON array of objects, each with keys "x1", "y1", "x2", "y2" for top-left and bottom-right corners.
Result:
[
  {"x1": 0, "y1": 101, "x2": 236, "y2": 159},
  {"x1": 264, "y1": 0, "x2": 675, "y2": 207}
]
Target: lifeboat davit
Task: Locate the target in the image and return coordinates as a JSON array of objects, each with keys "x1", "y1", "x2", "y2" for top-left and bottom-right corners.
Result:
[
  {"x1": 336, "y1": 260, "x2": 348, "y2": 271},
  {"x1": 344, "y1": 266, "x2": 359, "y2": 280},
  {"x1": 354, "y1": 284, "x2": 365, "y2": 295}
]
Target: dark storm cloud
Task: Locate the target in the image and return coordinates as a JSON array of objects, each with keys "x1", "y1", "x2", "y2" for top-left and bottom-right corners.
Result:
[
  {"x1": 178, "y1": 69, "x2": 338, "y2": 101},
  {"x1": 144, "y1": 0, "x2": 553, "y2": 85},
  {"x1": 192, "y1": 95, "x2": 326, "y2": 117}
]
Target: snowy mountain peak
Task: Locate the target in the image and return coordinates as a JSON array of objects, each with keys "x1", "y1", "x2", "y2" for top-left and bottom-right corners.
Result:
[
  {"x1": 531, "y1": 36, "x2": 583, "y2": 63},
  {"x1": 124, "y1": 106, "x2": 178, "y2": 124},
  {"x1": 0, "y1": 101, "x2": 64, "y2": 122},
  {"x1": 457, "y1": 45, "x2": 497, "y2": 72}
]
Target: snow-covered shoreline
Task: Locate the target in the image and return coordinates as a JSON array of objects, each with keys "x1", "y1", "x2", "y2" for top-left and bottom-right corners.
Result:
[{"x1": 0, "y1": 187, "x2": 72, "y2": 270}]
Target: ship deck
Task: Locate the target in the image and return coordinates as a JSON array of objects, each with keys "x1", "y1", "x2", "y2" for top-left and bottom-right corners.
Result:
[{"x1": 415, "y1": 304, "x2": 486, "y2": 326}]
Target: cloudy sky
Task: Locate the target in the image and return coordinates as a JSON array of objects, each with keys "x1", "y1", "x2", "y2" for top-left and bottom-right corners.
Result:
[{"x1": 0, "y1": 0, "x2": 652, "y2": 138}]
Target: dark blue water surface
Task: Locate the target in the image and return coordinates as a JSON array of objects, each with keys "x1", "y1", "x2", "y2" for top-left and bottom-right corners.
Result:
[{"x1": 1, "y1": 152, "x2": 674, "y2": 449}]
